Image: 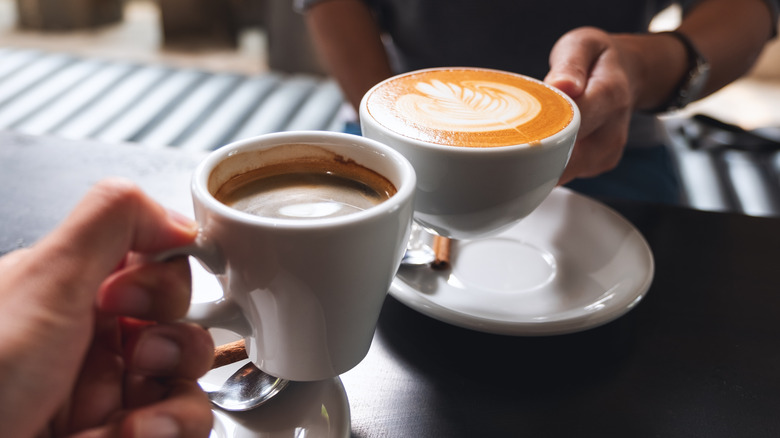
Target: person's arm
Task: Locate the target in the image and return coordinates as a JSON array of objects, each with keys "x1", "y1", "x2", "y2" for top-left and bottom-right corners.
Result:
[
  {"x1": 304, "y1": 0, "x2": 393, "y2": 110},
  {"x1": 642, "y1": 0, "x2": 775, "y2": 110},
  {"x1": 546, "y1": 0, "x2": 777, "y2": 183}
]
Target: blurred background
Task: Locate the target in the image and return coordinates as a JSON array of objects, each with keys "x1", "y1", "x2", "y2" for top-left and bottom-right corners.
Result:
[{"x1": 1, "y1": 0, "x2": 779, "y2": 216}]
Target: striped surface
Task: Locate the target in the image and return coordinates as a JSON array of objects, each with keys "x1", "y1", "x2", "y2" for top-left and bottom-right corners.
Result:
[
  {"x1": 0, "y1": 48, "x2": 346, "y2": 151},
  {"x1": 1, "y1": 47, "x2": 778, "y2": 217}
]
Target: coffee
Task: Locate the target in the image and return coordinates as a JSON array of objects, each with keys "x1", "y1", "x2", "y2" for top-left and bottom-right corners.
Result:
[
  {"x1": 214, "y1": 154, "x2": 397, "y2": 220},
  {"x1": 364, "y1": 68, "x2": 574, "y2": 147}
]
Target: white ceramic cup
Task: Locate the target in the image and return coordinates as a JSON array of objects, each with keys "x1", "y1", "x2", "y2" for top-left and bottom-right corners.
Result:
[
  {"x1": 167, "y1": 131, "x2": 416, "y2": 381},
  {"x1": 359, "y1": 67, "x2": 580, "y2": 240}
]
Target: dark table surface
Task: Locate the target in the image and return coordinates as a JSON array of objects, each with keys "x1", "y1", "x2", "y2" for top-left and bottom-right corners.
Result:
[{"x1": 2, "y1": 131, "x2": 779, "y2": 437}]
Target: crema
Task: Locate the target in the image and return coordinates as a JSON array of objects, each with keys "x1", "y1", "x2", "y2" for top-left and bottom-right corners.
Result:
[
  {"x1": 365, "y1": 68, "x2": 574, "y2": 147},
  {"x1": 213, "y1": 152, "x2": 397, "y2": 220}
]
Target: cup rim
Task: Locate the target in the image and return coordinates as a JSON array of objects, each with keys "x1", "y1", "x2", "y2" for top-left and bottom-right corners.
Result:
[
  {"x1": 359, "y1": 66, "x2": 581, "y2": 154},
  {"x1": 191, "y1": 131, "x2": 416, "y2": 229}
]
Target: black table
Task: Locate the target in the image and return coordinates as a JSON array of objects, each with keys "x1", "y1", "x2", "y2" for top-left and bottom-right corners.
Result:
[{"x1": 2, "y1": 131, "x2": 779, "y2": 437}]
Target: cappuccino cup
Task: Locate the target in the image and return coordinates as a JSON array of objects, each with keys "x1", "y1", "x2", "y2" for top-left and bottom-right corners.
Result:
[
  {"x1": 360, "y1": 67, "x2": 580, "y2": 239},
  {"x1": 163, "y1": 131, "x2": 416, "y2": 381}
]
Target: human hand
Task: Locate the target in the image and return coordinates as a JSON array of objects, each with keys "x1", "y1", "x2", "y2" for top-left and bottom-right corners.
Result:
[
  {"x1": 545, "y1": 27, "x2": 643, "y2": 185},
  {"x1": 546, "y1": 0, "x2": 778, "y2": 185},
  {"x1": 0, "y1": 179, "x2": 214, "y2": 438}
]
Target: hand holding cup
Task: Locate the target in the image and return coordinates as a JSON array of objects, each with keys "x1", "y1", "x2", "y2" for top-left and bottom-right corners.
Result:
[{"x1": 360, "y1": 67, "x2": 580, "y2": 240}]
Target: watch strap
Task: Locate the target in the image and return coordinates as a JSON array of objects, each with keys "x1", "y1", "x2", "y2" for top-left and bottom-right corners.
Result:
[{"x1": 650, "y1": 30, "x2": 711, "y2": 113}]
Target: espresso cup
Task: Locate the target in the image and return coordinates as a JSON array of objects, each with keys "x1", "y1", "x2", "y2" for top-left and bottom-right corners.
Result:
[
  {"x1": 359, "y1": 67, "x2": 580, "y2": 240},
  {"x1": 165, "y1": 131, "x2": 416, "y2": 381}
]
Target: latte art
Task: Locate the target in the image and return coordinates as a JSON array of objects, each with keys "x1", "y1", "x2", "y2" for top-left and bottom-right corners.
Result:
[
  {"x1": 397, "y1": 79, "x2": 542, "y2": 133},
  {"x1": 365, "y1": 68, "x2": 573, "y2": 147}
]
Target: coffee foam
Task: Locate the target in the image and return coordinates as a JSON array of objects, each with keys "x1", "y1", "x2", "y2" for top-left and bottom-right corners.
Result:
[{"x1": 366, "y1": 68, "x2": 573, "y2": 147}]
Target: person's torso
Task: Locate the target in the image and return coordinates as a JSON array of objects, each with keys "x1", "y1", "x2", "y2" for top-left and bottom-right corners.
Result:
[{"x1": 366, "y1": 0, "x2": 676, "y2": 80}]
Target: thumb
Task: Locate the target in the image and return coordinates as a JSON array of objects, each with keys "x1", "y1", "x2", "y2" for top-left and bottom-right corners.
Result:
[
  {"x1": 31, "y1": 178, "x2": 198, "y2": 317},
  {"x1": 545, "y1": 27, "x2": 608, "y2": 98}
]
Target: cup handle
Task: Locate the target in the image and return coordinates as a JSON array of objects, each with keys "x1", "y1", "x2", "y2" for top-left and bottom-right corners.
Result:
[{"x1": 154, "y1": 233, "x2": 252, "y2": 336}]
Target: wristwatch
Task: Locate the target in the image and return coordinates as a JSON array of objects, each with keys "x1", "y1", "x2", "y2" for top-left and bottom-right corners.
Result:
[{"x1": 652, "y1": 30, "x2": 711, "y2": 113}]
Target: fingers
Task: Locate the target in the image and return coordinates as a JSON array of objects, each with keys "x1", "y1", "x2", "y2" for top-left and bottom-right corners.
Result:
[
  {"x1": 546, "y1": 27, "x2": 609, "y2": 98},
  {"x1": 547, "y1": 27, "x2": 634, "y2": 184},
  {"x1": 98, "y1": 257, "x2": 192, "y2": 322},
  {"x1": 121, "y1": 380, "x2": 213, "y2": 438},
  {"x1": 558, "y1": 120, "x2": 627, "y2": 185},
  {"x1": 63, "y1": 381, "x2": 212, "y2": 438},
  {"x1": 120, "y1": 331, "x2": 214, "y2": 438},
  {"x1": 125, "y1": 322, "x2": 214, "y2": 380},
  {"x1": 53, "y1": 316, "x2": 212, "y2": 436},
  {"x1": 557, "y1": 95, "x2": 630, "y2": 185},
  {"x1": 66, "y1": 323, "x2": 125, "y2": 432},
  {"x1": 559, "y1": 58, "x2": 631, "y2": 183},
  {"x1": 66, "y1": 178, "x2": 198, "y2": 257},
  {"x1": 35, "y1": 178, "x2": 197, "y2": 314}
]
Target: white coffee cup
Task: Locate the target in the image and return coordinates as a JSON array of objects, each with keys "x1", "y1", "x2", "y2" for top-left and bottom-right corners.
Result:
[
  {"x1": 359, "y1": 67, "x2": 580, "y2": 240},
  {"x1": 165, "y1": 131, "x2": 416, "y2": 381}
]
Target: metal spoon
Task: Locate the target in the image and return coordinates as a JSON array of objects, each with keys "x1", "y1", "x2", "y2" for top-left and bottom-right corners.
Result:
[
  {"x1": 400, "y1": 222, "x2": 436, "y2": 266},
  {"x1": 206, "y1": 361, "x2": 289, "y2": 411},
  {"x1": 401, "y1": 245, "x2": 435, "y2": 266}
]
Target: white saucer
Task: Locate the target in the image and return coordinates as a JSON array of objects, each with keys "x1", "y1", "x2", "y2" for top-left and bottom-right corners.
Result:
[
  {"x1": 390, "y1": 188, "x2": 654, "y2": 336},
  {"x1": 204, "y1": 360, "x2": 351, "y2": 438}
]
